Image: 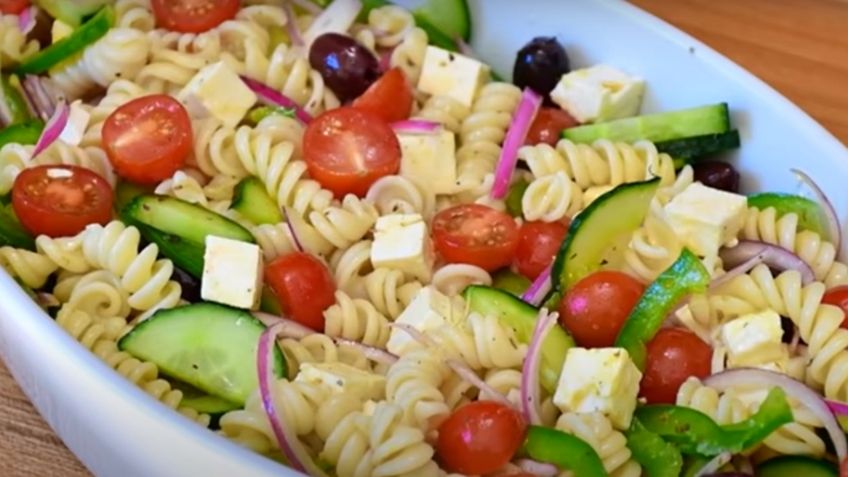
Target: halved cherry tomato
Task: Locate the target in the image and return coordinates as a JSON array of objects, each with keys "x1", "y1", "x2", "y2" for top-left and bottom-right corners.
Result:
[
  {"x1": 436, "y1": 401, "x2": 526, "y2": 475},
  {"x1": 0, "y1": 0, "x2": 28, "y2": 15},
  {"x1": 558, "y1": 270, "x2": 644, "y2": 348},
  {"x1": 12, "y1": 165, "x2": 113, "y2": 237},
  {"x1": 823, "y1": 286, "x2": 848, "y2": 328},
  {"x1": 432, "y1": 204, "x2": 521, "y2": 272},
  {"x1": 102, "y1": 94, "x2": 192, "y2": 185},
  {"x1": 525, "y1": 107, "x2": 579, "y2": 146},
  {"x1": 351, "y1": 67, "x2": 413, "y2": 123},
  {"x1": 151, "y1": 0, "x2": 239, "y2": 34},
  {"x1": 841, "y1": 455, "x2": 848, "y2": 477},
  {"x1": 514, "y1": 220, "x2": 569, "y2": 280},
  {"x1": 640, "y1": 327, "x2": 712, "y2": 404},
  {"x1": 303, "y1": 107, "x2": 400, "y2": 198},
  {"x1": 265, "y1": 252, "x2": 336, "y2": 331}
]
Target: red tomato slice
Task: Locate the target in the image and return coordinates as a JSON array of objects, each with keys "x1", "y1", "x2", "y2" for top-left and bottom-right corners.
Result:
[
  {"x1": 514, "y1": 220, "x2": 569, "y2": 279},
  {"x1": 558, "y1": 270, "x2": 644, "y2": 348},
  {"x1": 151, "y1": 0, "x2": 239, "y2": 33},
  {"x1": 102, "y1": 94, "x2": 192, "y2": 185},
  {"x1": 823, "y1": 285, "x2": 848, "y2": 328},
  {"x1": 640, "y1": 327, "x2": 712, "y2": 404},
  {"x1": 436, "y1": 401, "x2": 526, "y2": 475},
  {"x1": 432, "y1": 204, "x2": 521, "y2": 272},
  {"x1": 265, "y1": 252, "x2": 336, "y2": 331},
  {"x1": 12, "y1": 165, "x2": 113, "y2": 237},
  {"x1": 303, "y1": 107, "x2": 400, "y2": 198},
  {"x1": 0, "y1": 0, "x2": 28, "y2": 15},
  {"x1": 525, "y1": 107, "x2": 579, "y2": 146},
  {"x1": 351, "y1": 67, "x2": 414, "y2": 123}
]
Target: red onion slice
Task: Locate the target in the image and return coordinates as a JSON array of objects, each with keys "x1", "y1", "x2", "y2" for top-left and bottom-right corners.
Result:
[
  {"x1": 825, "y1": 398, "x2": 848, "y2": 416},
  {"x1": 521, "y1": 308, "x2": 558, "y2": 425},
  {"x1": 491, "y1": 88, "x2": 542, "y2": 199},
  {"x1": 251, "y1": 311, "x2": 313, "y2": 338},
  {"x1": 704, "y1": 368, "x2": 847, "y2": 461},
  {"x1": 515, "y1": 459, "x2": 559, "y2": 477},
  {"x1": 390, "y1": 119, "x2": 440, "y2": 134},
  {"x1": 334, "y1": 338, "x2": 398, "y2": 365},
  {"x1": 719, "y1": 240, "x2": 815, "y2": 285},
  {"x1": 378, "y1": 48, "x2": 393, "y2": 73},
  {"x1": 521, "y1": 264, "x2": 551, "y2": 306},
  {"x1": 445, "y1": 358, "x2": 513, "y2": 408},
  {"x1": 390, "y1": 322, "x2": 438, "y2": 347},
  {"x1": 282, "y1": 206, "x2": 305, "y2": 253},
  {"x1": 694, "y1": 452, "x2": 731, "y2": 477},
  {"x1": 22, "y1": 75, "x2": 56, "y2": 121},
  {"x1": 18, "y1": 6, "x2": 36, "y2": 34},
  {"x1": 281, "y1": 0, "x2": 305, "y2": 48},
  {"x1": 240, "y1": 76, "x2": 312, "y2": 124},
  {"x1": 791, "y1": 168, "x2": 841, "y2": 256},
  {"x1": 32, "y1": 99, "x2": 69, "y2": 157}
]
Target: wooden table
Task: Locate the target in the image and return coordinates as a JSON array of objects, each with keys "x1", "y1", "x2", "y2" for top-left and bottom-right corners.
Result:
[{"x1": 2, "y1": 1, "x2": 848, "y2": 475}]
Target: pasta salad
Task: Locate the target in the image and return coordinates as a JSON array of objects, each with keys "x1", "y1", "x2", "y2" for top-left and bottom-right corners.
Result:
[{"x1": 0, "y1": 0, "x2": 847, "y2": 476}]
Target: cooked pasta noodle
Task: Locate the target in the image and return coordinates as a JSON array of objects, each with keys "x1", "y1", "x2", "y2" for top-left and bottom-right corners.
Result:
[
  {"x1": 414, "y1": 95, "x2": 471, "y2": 134},
  {"x1": 366, "y1": 175, "x2": 435, "y2": 218},
  {"x1": 324, "y1": 290, "x2": 392, "y2": 348},
  {"x1": 556, "y1": 412, "x2": 642, "y2": 477},
  {"x1": 385, "y1": 349, "x2": 451, "y2": 430},
  {"x1": 31, "y1": 141, "x2": 116, "y2": 186},
  {"x1": 389, "y1": 27, "x2": 428, "y2": 85},
  {"x1": 431, "y1": 263, "x2": 492, "y2": 296},
  {"x1": 522, "y1": 170, "x2": 583, "y2": 222},
  {"x1": 0, "y1": 247, "x2": 57, "y2": 289},
  {"x1": 623, "y1": 200, "x2": 683, "y2": 282},
  {"x1": 53, "y1": 269, "x2": 132, "y2": 320},
  {"x1": 364, "y1": 268, "x2": 421, "y2": 319},
  {"x1": 280, "y1": 333, "x2": 374, "y2": 379},
  {"x1": 0, "y1": 14, "x2": 39, "y2": 66},
  {"x1": 0, "y1": 143, "x2": 33, "y2": 195}
]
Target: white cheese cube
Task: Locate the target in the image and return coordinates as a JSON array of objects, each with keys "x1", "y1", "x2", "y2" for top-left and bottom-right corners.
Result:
[
  {"x1": 386, "y1": 286, "x2": 453, "y2": 356},
  {"x1": 398, "y1": 130, "x2": 457, "y2": 195},
  {"x1": 553, "y1": 347, "x2": 642, "y2": 429},
  {"x1": 178, "y1": 62, "x2": 257, "y2": 129},
  {"x1": 201, "y1": 236, "x2": 263, "y2": 309},
  {"x1": 417, "y1": 46, "x2": 490, "y2": 107},
  {"x1": 295, "y1": 362, "x2": 385, "y2": 401},
  {"x1": 58, "y1": 100, "x2": 91, "y2": 147},
  {"x1": 550, "y1": 65, "x2": 645, "y2": 123},
  {"x1": 371, "y1": 213, "x2": 434, "y2": 282},
  {"x1": 720, "y1": 310, "x2": 786, "y2": 367},
  {"x1": 664, "y1": 182, "x2": 748, "y2": 257}
]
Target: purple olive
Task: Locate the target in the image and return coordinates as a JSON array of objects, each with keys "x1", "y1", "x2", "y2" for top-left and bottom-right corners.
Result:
[
  {"x1": 693, "y1": 160, "x2": 740, "y2": 193},
  {"x1": 309, "y1": 33, "x2": 381, "y2": 103},
  {"x1": 171, "y1": 267, "x2": 201, "y2": 303},
  {"x1": 513, "y1": 36, "x2": 570, "y2": 97}
]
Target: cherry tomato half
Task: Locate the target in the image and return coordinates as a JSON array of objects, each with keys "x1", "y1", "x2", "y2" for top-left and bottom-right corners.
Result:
[
  {"x1": 102, "y1": 94, "x2": 192, "y2": 185},
  {"x1": 436, "y1": 401, "x2": 526, "y2": 475},
  {"x1": 12, "y1": 165, "x2": 113, "y2": 237},
  {"x1": 640, "y1": 327, "x2": 712, "y2": 404},
  {"x1": 823, "y1": 286, "x2": 848, "y2": 328},
  {"x1": 151, "y1": 0, "x2": 239, "y2": 34},
  {"x1": 514, "y1": 220, "x2": 569, "y2": 280},
  {"x1": 558, "y1": 271, "x2": 644, "y2": 348},
  {"x1": 303, "y1": 107, "x2": 400, "y2": 198},
  {"x1": 525, "y1": 107, "x2": 579, "y2": 146},
  {"x1": 351, "y1": 67, "x2": 413, "y2": 123},
  {"x1": 840, "y1": 455, "x2": 848, "y2": 477},
  {"x1": 432, "y1": 204, "x2": 521, "y2": 272},
  {"x1": 265, "y1": 252, "x2": 336, "y2": 331},
  {"x1": 0, "y1": 0, "x2": 28, "y2": 15}
]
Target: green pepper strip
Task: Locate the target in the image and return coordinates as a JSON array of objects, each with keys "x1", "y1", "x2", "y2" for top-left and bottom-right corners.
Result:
[
  {"x1": 0, "y1": 202, "x2": 35, "y2": 251},
  {"x1": 523, "y1": 425, "x2": 608, "y2": 477},
  {"x1": 2, "y1": 75, "x2": 32, "y2": 124},
  {"x1": 636, "y1": 387, "x2": 793, "y2": 457},
  {"x1": 625, "y1": 417, "x2": 683, "y2": 477},
  {"x1": 614, "y1": 248, "x2": 710, "y2": 370},
  {"x1": 0, "y1": 120, "x2": 43, "y2": 149},
  {"x1": 245, "y1": 106, "x2": 296, "y2": 126},
  {"x1": 15, "y1": 6, "x2": 115, "y2": 75}
]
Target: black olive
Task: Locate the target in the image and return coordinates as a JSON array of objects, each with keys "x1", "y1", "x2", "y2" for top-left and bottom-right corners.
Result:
[
  {"x1": 309, "y1": 33, "x2": 381, "y2": 103},
  {"x1": 692, "y1": 160, "x2": 740, "y2": 193},
  {"x1": 513, "y1": 36, "x2": 570, "y2": 97},
  {"x1": 171, "y1": 267, "x2": 201, "y2": 303}
]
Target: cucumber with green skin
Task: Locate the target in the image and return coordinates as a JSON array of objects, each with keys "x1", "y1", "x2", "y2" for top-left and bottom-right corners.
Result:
[
  {"x1": 755, "y1": 456, "x2": 837, "y2": 477},
  {"x1": 359, "y1": 0, "x2": 471, "y2": 49},
  {"x1": 657, "y1": 130, "x2": 740, "y2": 166},
  {"x1": 231, "y1": 177, "x2": 282, "y2": 225},
  {"x1": 490, "y1": 269, "x2": 531, "y2": 297},
  {"x1": 747, "y1": 192, "x2": 829, "y2": 238},
  {"x1": 34, "y1": 0, "x2": 110, "y2": 26}
]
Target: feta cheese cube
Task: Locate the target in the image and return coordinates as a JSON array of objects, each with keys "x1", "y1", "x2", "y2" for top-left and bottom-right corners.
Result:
[
  {"x1": 201, "y1": 236, "x2": 263, "y2": 309},
  {"x1": 551, "y1": 65, "x2": 645, "y2": 123},
  {"x1": 371, "y1": 213, "x2": 434, "y2": 282},
  {"x1": 720, "y1": 310, "x2": 786, "y2": 367},
  {"x1": 417, "y1": 46, "x2": 490, "y2": 107},
  {"x1": 398, "y1": 130, "x2": 457, "y2": 194},
  {"x1": 553, "y1": 347, "x2": 642, "y2": 429},
  {"x1": 386, "y1": 286, "x2": 453, "y2": 356},
  {"x1": 295, "y1": 362, "x2": 385, "y2": 401},
  {"x1": 664, "y1": 182, "x2": 748, "y2": 257},
  {"x1": 58, "y1": 100, "x2": 91, "y2": 147},
  {"x1": 178, "y1": 62, "x2": 257, "y2": 128}
]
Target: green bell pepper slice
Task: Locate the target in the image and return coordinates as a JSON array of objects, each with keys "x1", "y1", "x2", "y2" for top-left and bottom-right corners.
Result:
[
  {"x1": 625, "y1": 417, "x2": 683, "y2": 477},
  {"x1": 15, "y1": 6, "x2": 114, "y2": 75},
  {"x1": 523, "y1": 425, "x2": 608, "y2": 477},
  {"x1": 614, "y1": 248, "x2": 710, "y2": 370},
  {"x1": 635, "y1": 387, "x2": 793, "y2": 457},
  {"x1": 0, "y1": 201, "x2": 35, "y2": 251},
  {"x1": 0, "y1": 120, "x2": 44, "y2": 149},
  {"x1": 245, "y1": 106, "x2": 296, "y2": 126},
  {"x1": 2, "y1": 75, "x2": 32, "y2": 124}
]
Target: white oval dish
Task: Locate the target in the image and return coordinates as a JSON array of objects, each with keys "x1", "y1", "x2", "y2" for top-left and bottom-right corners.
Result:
[{"x1": 1, "y1": 1, "x2": 846, "y2": 476}]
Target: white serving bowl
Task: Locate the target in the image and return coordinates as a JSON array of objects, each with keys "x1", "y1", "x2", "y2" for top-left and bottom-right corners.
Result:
[{"x1": 1, "y1": 1, "x2": 846, "y2": 476}]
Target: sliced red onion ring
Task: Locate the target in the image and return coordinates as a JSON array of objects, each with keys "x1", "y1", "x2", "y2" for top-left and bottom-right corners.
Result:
[
  {"x1": 289, "y1": 0, "x2": 322, "y2": 15},
  {"x1": 390, "y1": 119, "x2": 440, "y2": 134},
  {"x1": 719, "y1": 240, "x2": 815, "y2": 285},
  {"x1": 390, "y1": 322, "x2": 438, "y2": 347},
  {"x1": 704, "y1": 368, "x2": 847, "y2": 461},
  {"x1": 240, "y1": 76, "x2": 312, "y2": 124},
  {"x1": 521, "y1": 308, "x2": 558, "y2": 425},
  {"x1": 32, "y1": 99, "x2": 69, "y2": 157},
  {"x1": 251, "y1": 311, "x2": 313, "y2": 338},
  {"x1": 282, "y1": 206, "x2": 305, "y2": 252},
  {"x1": 445, "y1": 358, "x2": 513, "y2": 408},
  {"x1": 694, "y1": 452, "x2": 731, "y2": 477},
  {"x1": 22, "y1": 75, "x2": 56, "y2": 121},
  {"x1": 521, "y1": 264, "x2": 551, "y2": 306},
  {"x1": 0, "y1": 81, "x2": 13, "y2": 127},
  {"x1": 378, "y1": 48, "x2": 393, "y2": 73},
  {"x1": 791, "y1": 168, "x2": 841, "y2": 256},
  {"x1": 281, "y1": 1, "x2": 305, "y2": 48},
  {"x1": 335, "y1": 338, "x2": 398, "y2": 365},
  {"x1": 515, "y1": 458, "x2": 559, "y2": 477},
  {"x1": 491, "y1": 87, "x2": 542, "y2": 199},
  {"x1": 18, "y1": 6, "x2": 36, "y2": 34},
  {"x1": 825, "y1": 398, "x2": 848, "y2": 417},
  {"x1": 257, "y1": 323, "x2": 329, "y2": 476}
]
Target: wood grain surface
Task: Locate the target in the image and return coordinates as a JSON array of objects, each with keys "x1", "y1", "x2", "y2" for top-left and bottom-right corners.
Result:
[{"x1": 1, "y1": 1, "x2": 847, "y2": 476}]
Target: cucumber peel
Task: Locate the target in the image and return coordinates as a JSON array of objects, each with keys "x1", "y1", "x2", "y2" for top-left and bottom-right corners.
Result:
[
  {"x1": 231, "y1": 177, "x2": 282, "y2": 225},
  {"x1": 747, "y1": 192, "x2": 829, "y2": 238}
]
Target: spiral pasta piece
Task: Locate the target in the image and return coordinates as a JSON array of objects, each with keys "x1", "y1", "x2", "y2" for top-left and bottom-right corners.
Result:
[
  {"x1": 0, "y1": 14, "x2": 39, "y2": 66},
  {"x1": 364, "y1": 268, "x2": 422, "y2": 319},
  {"x1": 0, "y1": 247, "x2": 57, "y2": 289},
  {"x1": 414, "y1": 95, "x2": 471, "y2": 134},
  {"x1": 481, "y1": 368, "x2": 558, "y2": 425},
  {"x1": 522, "y1": 171, "x2": 583, "y2": 222},
  {"x1": 385, "y1": 349, "x2": 451, "y2": 430},
  {"x1": 279, "y1": 333, "x2": 373, "y2": 379},
  {"x1": 53, "y1": 270, "x2": 131, "y2": 320},
  {"x1": 114, "y1": 0, "x2": 155, "y2": 31},
  {"x1": 31, "y1": 141, "x2": 116, "y2": 187},
  {"x1": 674, "y1": 293, "x2": 760, "y2": 344},
  {"x1": 309, "y1": 194, "x2": 379, "y2": 250},
  {"x1": 390, "y1": 27, "x2": 428, "y2": 85},
  {"x1": 431, "y1": 264, "x2": 492, "y2": 296},
  {"x1": 0, "y1": 143, "x2": 33, "y2": 195},
  {"x1": 324, "y1": 291, "x2": 392, "y2": 348},
  {"x1": 556, "y1": 412, "x2": 642, "y2": 477},
  {"x1": 329, "y1": 239, "x2": 372, "y2": 297},
  {"x1": 623, "y1": 200, "x2": 684, "y2": 282},
  {"x1": 425, "y1": 312, "x2": 527, "y2": 371},
  {"x1": 366, "y1": 175, "x2": 435, "y2": 218}
]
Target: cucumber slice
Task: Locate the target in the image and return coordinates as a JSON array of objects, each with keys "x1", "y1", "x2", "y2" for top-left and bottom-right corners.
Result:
[
  {"x1": 491, "y1": 269, "x2": 531, "y2": 297},
  {"x1": 413, "y1": 0, "x2": 471, "y2": 42},
  {"x1": 114, "y1": 180, "x2": 154, "y2": 213},
  {"x1": 756, "y1": 456, "x2": 837, "y2": 477},
  {"x1": 118, "y1": 302, "x2": 285, "y2": 405},
  {"x1": 552, "y1": 178, "x2": 661, "y2": 292},
  {"x1": 747, "y1": 192, "x2": 828, "y2": 237},
  {"x1": 0, "y1": 202, "x2": 34, "y2": 251},
  {"x1": 656, "y1": 130, "x2": 740, "y2": 162},
  {"x1": 563, "y1": 103, "x2": 731, "y2": 144},
  {"x1": 137, "y1": 223, "x2": 206, "y2": 278},
  {"x1": 505, "y1": 178, "x2": 529, "y2": 218},
  {"x1": 34, "y1": 0, "x2": 110, "y2": 26},
  {"x1": 464, "y1": 285, "x2": 574, "y2": 393},
  {"x1": 231, "y1": 177, "x2": 282, "y2": 225}
]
